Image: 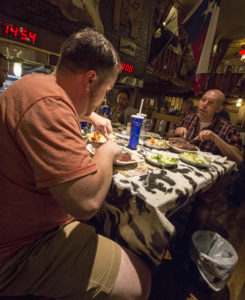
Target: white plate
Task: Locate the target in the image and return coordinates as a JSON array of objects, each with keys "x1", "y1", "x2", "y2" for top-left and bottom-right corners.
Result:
[
  {"x1": 168, "y1": 143, "x2": 199, "y2": 153},
  {"x1": 118, "y1": 126, "x2": 126, "y2": 131},
  {"x1": 86, "y1": 144, "x2": 141, "y2": 166},
  {"x1": 86, "y1": 143, "x2": 96, "y2": 155},
  {"x1": 86, "y1": 132, "x2": 116, "y2": 144},
  {"x1": 143, "y1": 140, "x2": 169, "y2": 150},
  {"x1": 179, "y1": 153, "x2": 211, "y2": 169},
  {"x1": 141, "y1": 132, "x2": 160, "y2": 139},
  {"x1": 113, "y1": 157, "x2": 137, "y2": 166},
  {"x1": 114, "y1": 132, "x2": 130, "y2": 140},
  {"x1": 114, "y1": 150, "x2": 144, "y2": 166},
  {"x1": 145, "y1": 154, "x2": 178, "y2": 169},
  {"x1": 114, "y1": 133, "x2": 143, "y2": 145}
]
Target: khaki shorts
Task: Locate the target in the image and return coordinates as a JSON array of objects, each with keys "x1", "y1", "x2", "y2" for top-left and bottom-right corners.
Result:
[{"x1": 0, "y1": 221, "x2": 121, "y2": 299}]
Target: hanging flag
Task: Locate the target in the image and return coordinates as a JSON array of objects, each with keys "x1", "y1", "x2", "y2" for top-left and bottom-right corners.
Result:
[{"x1": 183, "y1": 0, "x2": 221, "y2": 95}]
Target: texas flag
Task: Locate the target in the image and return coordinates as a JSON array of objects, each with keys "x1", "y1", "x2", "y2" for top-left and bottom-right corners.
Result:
[{"x1": 183, "y1": 0, "x2": 221, "y2": 95}]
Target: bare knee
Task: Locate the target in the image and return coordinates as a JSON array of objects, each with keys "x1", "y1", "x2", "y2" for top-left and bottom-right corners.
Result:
[{"x1": 110, "y1": 247, "x2": 152, "y2": 300}]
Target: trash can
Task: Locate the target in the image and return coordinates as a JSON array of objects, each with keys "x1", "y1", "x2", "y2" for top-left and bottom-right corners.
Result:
[{"x1": 190, "y1": 230, "x2": 238, "y2": 292}]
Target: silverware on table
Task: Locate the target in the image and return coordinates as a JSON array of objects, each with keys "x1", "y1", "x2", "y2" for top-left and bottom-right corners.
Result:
[{"x1": 143, "y1": 168, "x2": 153, "y2": 187}]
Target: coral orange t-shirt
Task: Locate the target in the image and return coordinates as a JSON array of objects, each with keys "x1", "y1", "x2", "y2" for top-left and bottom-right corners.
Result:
[{"x1": 0, "y1": 73, "x2": 97, "y2": 262}]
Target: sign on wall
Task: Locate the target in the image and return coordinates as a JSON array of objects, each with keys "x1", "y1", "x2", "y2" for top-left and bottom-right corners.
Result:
[{"x1": 119, "y1": 37, "x2": 136, "y2": 57}]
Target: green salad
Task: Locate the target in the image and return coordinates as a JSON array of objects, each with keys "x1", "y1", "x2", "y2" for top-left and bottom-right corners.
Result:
[
  {"x1": 150, "y1": 154, "x2": 179, "y2": 165},
  {"x1": 112, "y1": 122, "x2": 123, "y2": 127},
  {"x1": 81, "y1": 129, "x2": 89, "y2": 137},
  {"x1": 181, "y1": 152, "x2": 209, "y2": 165}
]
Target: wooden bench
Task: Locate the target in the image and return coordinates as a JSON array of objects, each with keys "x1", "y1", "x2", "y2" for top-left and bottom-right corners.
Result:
[{"x1": 151, "y1": 112, "x2": 181, "y2": 137}]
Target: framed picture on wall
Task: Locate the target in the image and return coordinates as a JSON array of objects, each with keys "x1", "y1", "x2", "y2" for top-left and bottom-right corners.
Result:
[{"x1": 238, "y1": 65, "x2": 245, "y2": 73}]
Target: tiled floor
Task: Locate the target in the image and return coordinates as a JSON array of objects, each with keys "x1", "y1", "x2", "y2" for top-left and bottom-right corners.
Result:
[{"x1": 149, "y1": 192, "x2": 245, "y2": 300}]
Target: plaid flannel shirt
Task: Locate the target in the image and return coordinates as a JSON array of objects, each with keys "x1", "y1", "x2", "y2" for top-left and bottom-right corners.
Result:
[{"x1": 175, "y1": 114, "x2": 242, "y2": 155}]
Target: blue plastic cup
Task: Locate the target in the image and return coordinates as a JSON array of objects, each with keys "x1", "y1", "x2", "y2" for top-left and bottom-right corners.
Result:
[
  {"x1": 128, "y1": 115, "x2": 144, "y2": 150},
  {"x1": 80, "y1": 121, "x2": 88, "y2": 129},
  {"x1": 102, "y1": 105, "x2": 110, "y2": 118}
]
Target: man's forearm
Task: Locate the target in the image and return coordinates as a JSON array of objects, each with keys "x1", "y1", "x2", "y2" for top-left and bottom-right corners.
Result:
[
  {"x1": 80, "y1": 112, "x2": 97, "y2": 123},
  {"x1": 214, "y1": 136, "x2": 243, "y2": 164}
]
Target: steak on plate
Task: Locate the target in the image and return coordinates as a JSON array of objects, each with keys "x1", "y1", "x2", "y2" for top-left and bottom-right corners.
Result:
[
  {"x1": 118, "y1": 152, "x2": 134, "y2": 162},
  {"x1": 169, "y1": 137, "x2": 198, "y2": 151}
]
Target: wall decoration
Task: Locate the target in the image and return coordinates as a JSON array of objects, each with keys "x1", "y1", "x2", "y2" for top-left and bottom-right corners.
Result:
[
  {"x1": 119, "y1": 37, "x2": 136, "y2": 56},
  {"x1": 224, "y1": 65, "x2": 234, "y2": 74},
  {"x1": 113, "y1": 0, "x2": 123, "y2": 32},
  {"x1": 46, "y1": 0, "x2": 104, "y2": 33},
  {"x1": 113, "y1": 0, "x2": 144, "y2": 38},
  {"x1": 238, "y1": 65, "x2": 245, "y2": 73},
  {"x1": 121, "y1": 0, "x2": 144, "y2": 38}
]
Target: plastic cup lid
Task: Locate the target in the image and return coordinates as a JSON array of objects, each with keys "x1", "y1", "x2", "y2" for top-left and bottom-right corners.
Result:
[
  {"x1": 137, "y1": 113, "x2": 147, "y2": 117},
  {"x1": 131, "y1": 114, "x2": 144, "y2": 119}
]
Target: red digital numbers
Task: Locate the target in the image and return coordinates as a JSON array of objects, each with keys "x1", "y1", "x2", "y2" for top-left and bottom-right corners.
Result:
[
  {"x1": 1, "y1": 22, "x2": 37, "y2": 44},
  {"x1": 28, "y1": 31, "x2": 37, "y2": 44},
  {"x1": 20, "y1": 29, "x2": 28, "y2": 40},
  {"x1": 121, "y1": 62, "x2": 133, "y2": 73},
  {"x1": 10, "y1": 25, "x2": 18, "y2": 37},
  {"x1": 4, "y1": 24, "x2": 9, "y2": 34}
]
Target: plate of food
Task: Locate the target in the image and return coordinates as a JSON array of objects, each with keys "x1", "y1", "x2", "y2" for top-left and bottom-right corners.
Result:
[
  {"x1": 143, "y1": 137, "x2": 169, "y2": 150},
  {"x1": 140, "y1": 132, "x2": 161, "y2": 140},
  {"x1": 113, "y1": 151, "x2": 139, "y2": 166},
  {"x1": 145, "y1": 132, "x2": 160, "y2": 138},
  {"x1": 180, "y1": 152, "x2": 211, "y2": 168},
  {"x1": 86, "y1": 144, "x2": 141, "y2": 166},
  {"x1": 168, "y1": 137, "x2": 199, "y2": 153},
  {"x1": 145, "y1": 153, "x2": 179, "y2": 168},
  {"x1": 86, "y1": 132, "x2": 116, "y2": 144}
]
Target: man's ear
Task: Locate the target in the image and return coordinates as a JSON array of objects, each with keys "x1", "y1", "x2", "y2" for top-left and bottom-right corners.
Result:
[
  {"x1": 216, "y1": 104, "x2": 224, "y2": 113},
  {"x1": 83, "y1": 70, "x2": 97, "y2": 92}
]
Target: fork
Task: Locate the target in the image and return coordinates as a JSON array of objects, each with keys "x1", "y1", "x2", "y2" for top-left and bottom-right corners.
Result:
[{"x1": 143, "y1": 168, "x2": 153, "y2": 187}]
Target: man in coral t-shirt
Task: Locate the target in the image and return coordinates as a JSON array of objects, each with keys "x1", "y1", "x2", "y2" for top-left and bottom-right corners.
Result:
[{"x1": 0, "y1": 28, "x2": 151, "y2": 299}]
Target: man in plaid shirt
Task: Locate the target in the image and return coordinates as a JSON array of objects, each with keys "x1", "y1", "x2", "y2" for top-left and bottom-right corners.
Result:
[{"x1": 172, "y1": 89, "x2": 243, "y2": 165}]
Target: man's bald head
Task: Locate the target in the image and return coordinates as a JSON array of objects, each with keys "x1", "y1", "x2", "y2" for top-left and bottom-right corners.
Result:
[
  {"x1": 205, "y1": 89, "x2": 225, "y2": 106},
  {"x1": 198, "y1": 89, "x2": 225, "y2": 122}
]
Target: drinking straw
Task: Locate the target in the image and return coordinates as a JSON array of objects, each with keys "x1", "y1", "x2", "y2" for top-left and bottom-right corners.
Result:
[{"x1": 139, "y1": 98, "x2": 144, "y2": 114}]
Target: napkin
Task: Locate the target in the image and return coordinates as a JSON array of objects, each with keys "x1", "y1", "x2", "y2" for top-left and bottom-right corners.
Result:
[
  {"x1": 202, "y1": 153, "x2": 227, "y2": 163},
  {"x1": 213, "y1": 156, "x2": 227, "y2": 163}
]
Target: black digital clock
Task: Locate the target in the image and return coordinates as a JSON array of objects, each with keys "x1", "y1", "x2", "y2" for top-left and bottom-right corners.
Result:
[{"x1": 0, "y1": 22, "x2": 37, "y2": 44}]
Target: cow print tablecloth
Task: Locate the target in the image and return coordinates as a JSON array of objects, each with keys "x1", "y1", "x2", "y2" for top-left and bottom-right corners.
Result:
[
  {"x1": 113, "y1": 152, "x2": 235, "y2": 216},
  {"x1": 92, "y1": 150, "x2": 236, "y2": 270}
]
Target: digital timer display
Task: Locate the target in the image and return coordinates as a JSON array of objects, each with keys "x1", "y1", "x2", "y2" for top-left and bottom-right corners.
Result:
[
  {"x1": 121, "y1": 62, "x2": 133, "y2": 73},
  {"x1": 0, "y1": 22, "x2": 37, "y2": 44}
]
